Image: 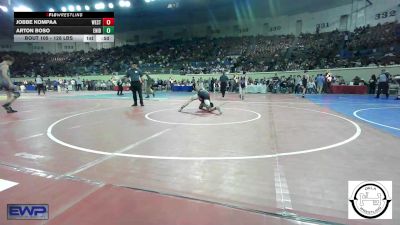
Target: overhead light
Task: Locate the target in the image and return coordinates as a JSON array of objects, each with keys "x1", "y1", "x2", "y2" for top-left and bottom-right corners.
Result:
[
  {"x1": 0, "y1": 5, "x2": 8, "y2": 12},
  {"x1": 119, "y1": 0, "x2": 131, "y2": 7},
  {"x1": 13, "y1": 5, "x2": 33, "y2": 12},
  {"x1": 48, "y1": 8, "x2": 55, "y2": 12},
  {"x1": 61, "y1": 6, "x2": 67, "y2": 12},
  {"x1": 84, "y1": 5, "x2": 90, "y2": 11},
  {"x1": 95, "y1": 2, "x2": 105, "y2": 10},
  {"x1": 167, "y1": 3, "x2": 178, "y2": 9},
  {"x1": 108, "y1": 3, "x2": 114, "y2": 9},
  {"x1": 76, "y1": 5, "x2": 82, "y2": 11},
  {"x1": 68, "y1": 5, "x2": 75, "y2": 11}
]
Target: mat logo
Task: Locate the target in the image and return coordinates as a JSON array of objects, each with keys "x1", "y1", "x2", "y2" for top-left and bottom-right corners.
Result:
[
  {"x1": 348, "y1": 181, "x2": 392, "y2": 219},
  {"x1": 7, "y1": 204, "x2": 49, "y2": 220}
]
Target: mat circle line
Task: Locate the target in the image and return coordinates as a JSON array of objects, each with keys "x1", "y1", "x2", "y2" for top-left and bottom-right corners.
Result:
[
  {"x1": 353, "y1": 107, "x2": 400, "y2": 131},
  {"x1": 145, "y1": 108, "x2": 261, "y2": 126},
  {"x1": 47, "y1": 105, "x2": 362, "y2": 160}
]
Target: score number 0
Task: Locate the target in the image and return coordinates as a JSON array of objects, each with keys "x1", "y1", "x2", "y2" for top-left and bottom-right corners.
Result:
[{"x1": 102, "y1": 18, "x2": 115, "y2": 26}]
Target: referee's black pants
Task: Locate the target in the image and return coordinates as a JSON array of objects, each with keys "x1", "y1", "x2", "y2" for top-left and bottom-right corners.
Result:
[
  {"x1": 376, "y1": 82, "x2": 389, "y2": 98},
  {"x1": 220, "y1": 82, "x2": 227, "y2": 97},
  {"x1": 37, "y1": 84, "x2": 45, "y2": 95},
  {"x1": 131, "y1": 81, "x2": 143, "y2": 105}
]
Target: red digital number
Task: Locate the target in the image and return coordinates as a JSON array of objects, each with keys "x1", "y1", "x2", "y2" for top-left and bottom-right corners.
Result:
[{"x1": 102, "y1": 18, "x2": 115, "y2": 26}]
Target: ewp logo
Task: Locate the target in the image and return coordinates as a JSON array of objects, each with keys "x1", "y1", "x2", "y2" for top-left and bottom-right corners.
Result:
[{"x1": 7, "y1": 204, "x2": 49, "y2": 220}]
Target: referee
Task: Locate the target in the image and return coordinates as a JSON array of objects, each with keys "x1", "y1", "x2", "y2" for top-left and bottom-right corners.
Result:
[
  {"x1": 219, "y1": 70, "x2": 229, "y2": 97},
  {"x1": 126, "y1": 62, "x2": 144, "y2": 106},
  {"x1": 35, "y1": 75, "x2": 45, "y2": 96},
  {"x1": 376, "y1": 69, "x2": 389, "y2": 99}
]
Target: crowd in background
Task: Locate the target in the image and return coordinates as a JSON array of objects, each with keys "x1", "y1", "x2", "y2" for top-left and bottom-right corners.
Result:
[
  {"x1": 18, "y1": 77, "x2": 115, "y2": 92},
  {"x1": 1, "y1": 22, "x2": 399, "y2": 77},
  {"x1": 17, "y1": 69, "x2": 399, "y2": 96}
]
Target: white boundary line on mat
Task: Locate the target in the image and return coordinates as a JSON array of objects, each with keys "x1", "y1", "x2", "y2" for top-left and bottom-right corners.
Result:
[
  {"x1": 47, "y1": 105, "x2": 362, "y2": 160},
  {"x1": 353, "y1": 107, "x2": 400, "y2": 131},
  {"x1": 145, "y1": 108, "x2": 261, "y2": 126}
]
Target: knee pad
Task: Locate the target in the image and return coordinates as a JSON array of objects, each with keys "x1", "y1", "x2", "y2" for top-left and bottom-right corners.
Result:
[{"x1": 13, "y1": 91, "x2": 21, "y2": 99}]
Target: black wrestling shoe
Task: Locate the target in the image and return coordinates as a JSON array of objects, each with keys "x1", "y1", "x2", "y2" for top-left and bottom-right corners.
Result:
[
  {"x1": 140, "y1": 104, "x2": 144, "y2": 106},
  {"x1": 5, "y1": 106, "x2": 17, "y2": 113},
  {"x1": 132, "y1": 104, "x2": 138, "y2": 107}
]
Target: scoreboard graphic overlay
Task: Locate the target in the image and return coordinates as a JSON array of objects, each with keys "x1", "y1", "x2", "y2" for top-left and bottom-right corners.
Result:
[{"x1": 14, "y1": 12, "x2": 114, "y2": 43}]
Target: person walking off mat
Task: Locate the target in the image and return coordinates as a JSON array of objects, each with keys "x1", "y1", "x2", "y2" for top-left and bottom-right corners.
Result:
[
  {"x1": 302, "y1": 71, "x2": 309, "y2": 98},
  {"x1": 239, "y1": 72, "x2": 247, "y2": 100},
  {"x1": 126, "y1": 62, "x2": 144, "y2": 106},
  {"x1": 145, "y1": 73, "x2": 155, "y2": 98},
  {"x1": 0, "y1": 55, "x2": 20, "y2": 113},
  {"x1": 117, "y1": 78, "x2": 124, "y2": 95}
]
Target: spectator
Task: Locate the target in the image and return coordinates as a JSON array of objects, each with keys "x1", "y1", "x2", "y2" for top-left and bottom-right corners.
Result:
[
  {"x1": 369, "y1": 74, "x2": 377, "y2": 94},
  {"x1": 76, "y1": 77, "x2": 83, "y2": 91},
  {"x1": 307, "y1": 76, "x2": 316, "y2": 94},
  {"x1": 353, "y1": 76, "x2": 361, "y2": 85},
  {"x1": 316, "y1": 74, "x2": 324, "y2": 94}
]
